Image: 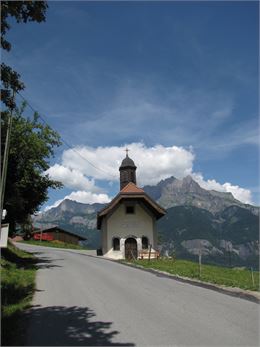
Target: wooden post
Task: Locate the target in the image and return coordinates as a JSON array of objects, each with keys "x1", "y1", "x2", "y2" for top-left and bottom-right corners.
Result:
[
  {"x1": 198, "y1": 241, "x2": 202, "y2": 279},
  {"x1": 148, "y1": 244, "x2": 152, "y2": 262},
  {"x1": 199, "y1": 250, "x2": 202, "y2": 279},
  {"x1": 251, "y1": 267, "x2": 255, "y2": 287},
  {"x1": 228, "y1": 244, "x2": 232, "y2": 267},
  {"x1": 40, "y1": 228, "x2": 43, "y2": 242},
  {"x1": 224, "y1": 240, "x2": 226, "y2": 265}
]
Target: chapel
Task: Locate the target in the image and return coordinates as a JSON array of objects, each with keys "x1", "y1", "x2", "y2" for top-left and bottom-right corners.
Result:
[{"x1": 97, "y1": 151, "x2": 166, "y2": 260}]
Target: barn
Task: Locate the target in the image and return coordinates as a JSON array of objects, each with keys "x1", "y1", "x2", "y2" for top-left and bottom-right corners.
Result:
[{"x1": 33, "y1": 226, "x2": 86, "y2": 245}]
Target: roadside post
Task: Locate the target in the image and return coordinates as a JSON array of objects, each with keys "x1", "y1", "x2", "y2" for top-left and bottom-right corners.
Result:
[
  {"x1": 199, "y1": 250, "x2": 202, "y2": 279},
  {"x1": 148, "y1": 244, "x2": 152, "y2": 262},
  {"x1": 251, "y1": 267, "x2": 255, "y2": 287}
]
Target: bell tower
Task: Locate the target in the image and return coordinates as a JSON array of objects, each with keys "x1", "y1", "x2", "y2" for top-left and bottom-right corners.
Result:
[{"x1": 119, "y1": 149, "x2": 137, "y2": 190}]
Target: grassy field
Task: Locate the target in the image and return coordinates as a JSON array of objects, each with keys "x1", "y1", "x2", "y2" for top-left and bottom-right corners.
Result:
[
  {"x1": 129, "y1": 258, "x2": 260, "y2": 292},
  {"x1": 19, "y1": 239, "x2": 88, "y2": 250},
  {"x1": 1, "y1": 242, "x2": 37, "y2": 345}
]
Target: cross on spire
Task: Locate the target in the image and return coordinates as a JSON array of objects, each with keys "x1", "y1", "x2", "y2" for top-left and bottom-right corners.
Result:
[{"x1": 125, "y1": 147, "x2": 129, "y2": 157}]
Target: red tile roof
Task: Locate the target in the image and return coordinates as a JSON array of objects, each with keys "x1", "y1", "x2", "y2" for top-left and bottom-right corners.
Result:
[
  {"x1": 120, "y1": 182, "x2": 144, "y2": 193},
  {"x1": 96, "y1": 183, "x2": 166, "y2": 229}
]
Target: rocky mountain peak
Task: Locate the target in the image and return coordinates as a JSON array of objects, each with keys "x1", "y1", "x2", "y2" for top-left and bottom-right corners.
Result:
[
  {"x1": 181, "y1": 175, "x2": 201, "y2": 192},
  {"x1": 157, "y1": 176, "x2": 177, "y2": 186},
  {"x1": 142, "y1": 175, "x2": 257, "y2": 215},
  {"x1": 60, "y1": 199, "x2": 78, "y2": 212}
]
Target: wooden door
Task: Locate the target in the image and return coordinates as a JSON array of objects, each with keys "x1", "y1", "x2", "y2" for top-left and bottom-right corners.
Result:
[{"x1": 125, "y1": 238, "x2": 137, "y2": 260}]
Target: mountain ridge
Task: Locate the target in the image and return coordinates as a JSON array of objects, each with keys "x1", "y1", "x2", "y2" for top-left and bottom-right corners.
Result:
[
  {"x1": 33, "y1": 175, "x2": 259, "y2": 268},
  {"x1": 143, "y1": 175, "x2": 258, "y2": 215}
]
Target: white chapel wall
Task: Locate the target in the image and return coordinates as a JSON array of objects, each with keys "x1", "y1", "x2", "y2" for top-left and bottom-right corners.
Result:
[{"x1": 103, "y1": 203, "x2": 155, "y2": 259}]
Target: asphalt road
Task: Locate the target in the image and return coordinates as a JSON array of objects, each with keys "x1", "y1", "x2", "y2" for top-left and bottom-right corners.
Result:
[{"x1": 16, "y1": 243, "x2": 259, "y2": 346}]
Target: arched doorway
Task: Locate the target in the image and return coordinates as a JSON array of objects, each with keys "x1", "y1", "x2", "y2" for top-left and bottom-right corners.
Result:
[{"x1": 125, "y1": 238, "x2": 137, "y2": 260}]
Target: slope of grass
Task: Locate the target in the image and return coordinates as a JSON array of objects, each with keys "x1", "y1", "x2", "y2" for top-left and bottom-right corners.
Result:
[
  {"x1": 1, "y1": 243, "x2": 37, "y2": 345},
  {"x1": 129, "y1": 258, "x2": 260, "y2": 291},
  {"x1": 19, "y1": 239, "x2": 88, "y2": 250}
]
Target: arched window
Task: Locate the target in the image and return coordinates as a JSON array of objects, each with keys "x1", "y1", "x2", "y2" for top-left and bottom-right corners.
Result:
[
  {"x1": 142, "y1": 236, "x2": 149, "y2": 250},
  {"x1": 113, "y1": 237, "x2": 120, "y2": 251}
]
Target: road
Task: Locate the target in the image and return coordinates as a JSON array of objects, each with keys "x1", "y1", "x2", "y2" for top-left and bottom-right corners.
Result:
[{"x1": 17, "y1": 243, "x2": 259, "y2": 346}]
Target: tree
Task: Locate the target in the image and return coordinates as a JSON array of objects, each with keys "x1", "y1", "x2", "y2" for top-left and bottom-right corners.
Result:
[
  {"x1": 1, "y1": 1, "x2": 58, "y2": 233},
  {"x1": 1, "y1": 104, "x2": 63, "y2": 234},
  {"x1": 1, "y1": 1, "x2": 48, "y2": 108}
]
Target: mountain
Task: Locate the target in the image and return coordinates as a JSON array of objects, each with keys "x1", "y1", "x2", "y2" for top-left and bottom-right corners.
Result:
[
  {"x1": 145, "y1": 176, "x2": 259, "y2": 268},
  {"x1": 143, "y1": 175, "x2": 258, "y2": 215},
  {"x1": 34, "y1": 199, "x2": 105, "y2": 247},
  {"x1": 33, "y1": 176, "x2": 259, "y2": 268},
  {"x1": 157, "y1": 205, "x2": 259, "y2": 268}
]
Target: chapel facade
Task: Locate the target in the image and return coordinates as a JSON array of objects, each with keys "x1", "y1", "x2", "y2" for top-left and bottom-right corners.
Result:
[{"x1": 97, "y1": 152, "x2": 166, "y2": 260}]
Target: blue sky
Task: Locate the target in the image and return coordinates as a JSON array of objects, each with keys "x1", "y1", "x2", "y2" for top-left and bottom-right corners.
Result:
[{"x1": 3, "y1": 1, "x2": 259, "y2": 209}]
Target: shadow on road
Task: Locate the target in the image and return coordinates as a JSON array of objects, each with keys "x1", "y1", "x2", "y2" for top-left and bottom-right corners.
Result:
[
  {"x1": 21, "y1": 305, "x2": 135, "y2": 346},
  {"x1": 35, "y1": 258, "x2": 64, "y2": 270},
  {"x1": 28, "y1": 251, "x2": 64, "y2": 270}
]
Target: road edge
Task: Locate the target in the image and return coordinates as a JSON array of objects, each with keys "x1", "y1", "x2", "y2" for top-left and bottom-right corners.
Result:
[{"x1": 118, "y1": 260, "x2": 260, "y2": 304}]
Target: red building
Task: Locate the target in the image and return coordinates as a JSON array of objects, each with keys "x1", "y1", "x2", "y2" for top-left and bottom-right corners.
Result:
[{"x1": 33, "y1": 226, "x2": 86, "y2": 245}]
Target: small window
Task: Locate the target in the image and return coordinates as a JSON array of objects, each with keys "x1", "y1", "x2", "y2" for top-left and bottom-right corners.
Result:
[
  {"x1": 142, "y1": 236, "x2": 149, "y2": 250},
  {"x1": 126, "y1": 205, "x2": 135, "y2": 214},
  {"x1": 113, "y1": 237, "x2": 120, "y2": 251}
]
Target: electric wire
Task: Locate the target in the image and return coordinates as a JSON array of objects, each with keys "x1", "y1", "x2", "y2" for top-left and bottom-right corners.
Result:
[{"x1": 16, "y1": 91, "x2": 117, "y2": 179}]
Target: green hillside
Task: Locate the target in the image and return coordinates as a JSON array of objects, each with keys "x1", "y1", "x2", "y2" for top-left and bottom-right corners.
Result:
[
  {"x1": 129, "y1": 258, "x2": 260, "y2": 292},
  {"x1": 157, "y1": 205, "x2": 259, "y2": 269}
]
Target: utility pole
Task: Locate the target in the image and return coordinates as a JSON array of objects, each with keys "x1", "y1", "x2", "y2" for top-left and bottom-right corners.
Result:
[{"x1": 0, "y1": 90, "x2": 16, "y2": 222}]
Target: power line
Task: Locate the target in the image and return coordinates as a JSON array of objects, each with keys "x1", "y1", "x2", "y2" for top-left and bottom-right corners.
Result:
[{"x1": 16, "y1": 91, "x2": 117, "y2": 179}]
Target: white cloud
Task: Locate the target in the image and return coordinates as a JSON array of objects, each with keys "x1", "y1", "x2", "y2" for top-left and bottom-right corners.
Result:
[
  {"x1": 45, "y1": 164, "x2": 99, "y2": 192},
  {"x1": 61, "y1": 142, "x2": 195, "y2": 185},
  {"x1": 63, "y1": 191, "x2": 111, "y2": 204},
  {"x1": 222, "y1": 183, "x2": 252, "y2": 204},
  {"x1": 46, "y1": 142, "x2": 253, "y2": 207},
  {"x1": 191, "y1": 173, "x2": 252, "y2": 204},
  {"x1": 44, "y1": 191, "x2": 111, "y2": 211},
  {"x1": 44, "y1": 199, "x2": 64, "y2": 212}
]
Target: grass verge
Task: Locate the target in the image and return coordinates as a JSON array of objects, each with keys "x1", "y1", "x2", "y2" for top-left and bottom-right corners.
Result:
[
  {"x1": 128, "y1": 258, "x2": 260, "y2": 292},
  {"x1": 1, "y1": 242, "x2": 37, "y2": 345},
  {"x1": 19, "y1": 239, "x2": 88, "y2": 250}
]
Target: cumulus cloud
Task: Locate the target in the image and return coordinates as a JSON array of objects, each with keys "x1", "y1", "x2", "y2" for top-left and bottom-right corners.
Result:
[
  {"x1": 191, "y1": 173, "x2": 252, "y2": 204},
  {"x1": 44, "y1": 191, "x2": 111, "y2": 211},
  {"x1": 61, "y1": 142, "x2": 195, "y2": 185},
  {"x1": 44, "y1": 199, "x2": 64, "y2": 211},
  {"x1": 63, "y1": 191, "x2": 111, "y2": 204},
  {"x1": 45, "y1": 142, "x2": 253, "y2": 206},
  {"x1": 45, "y1": 164, "x2": 99, "y2": 192}
]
